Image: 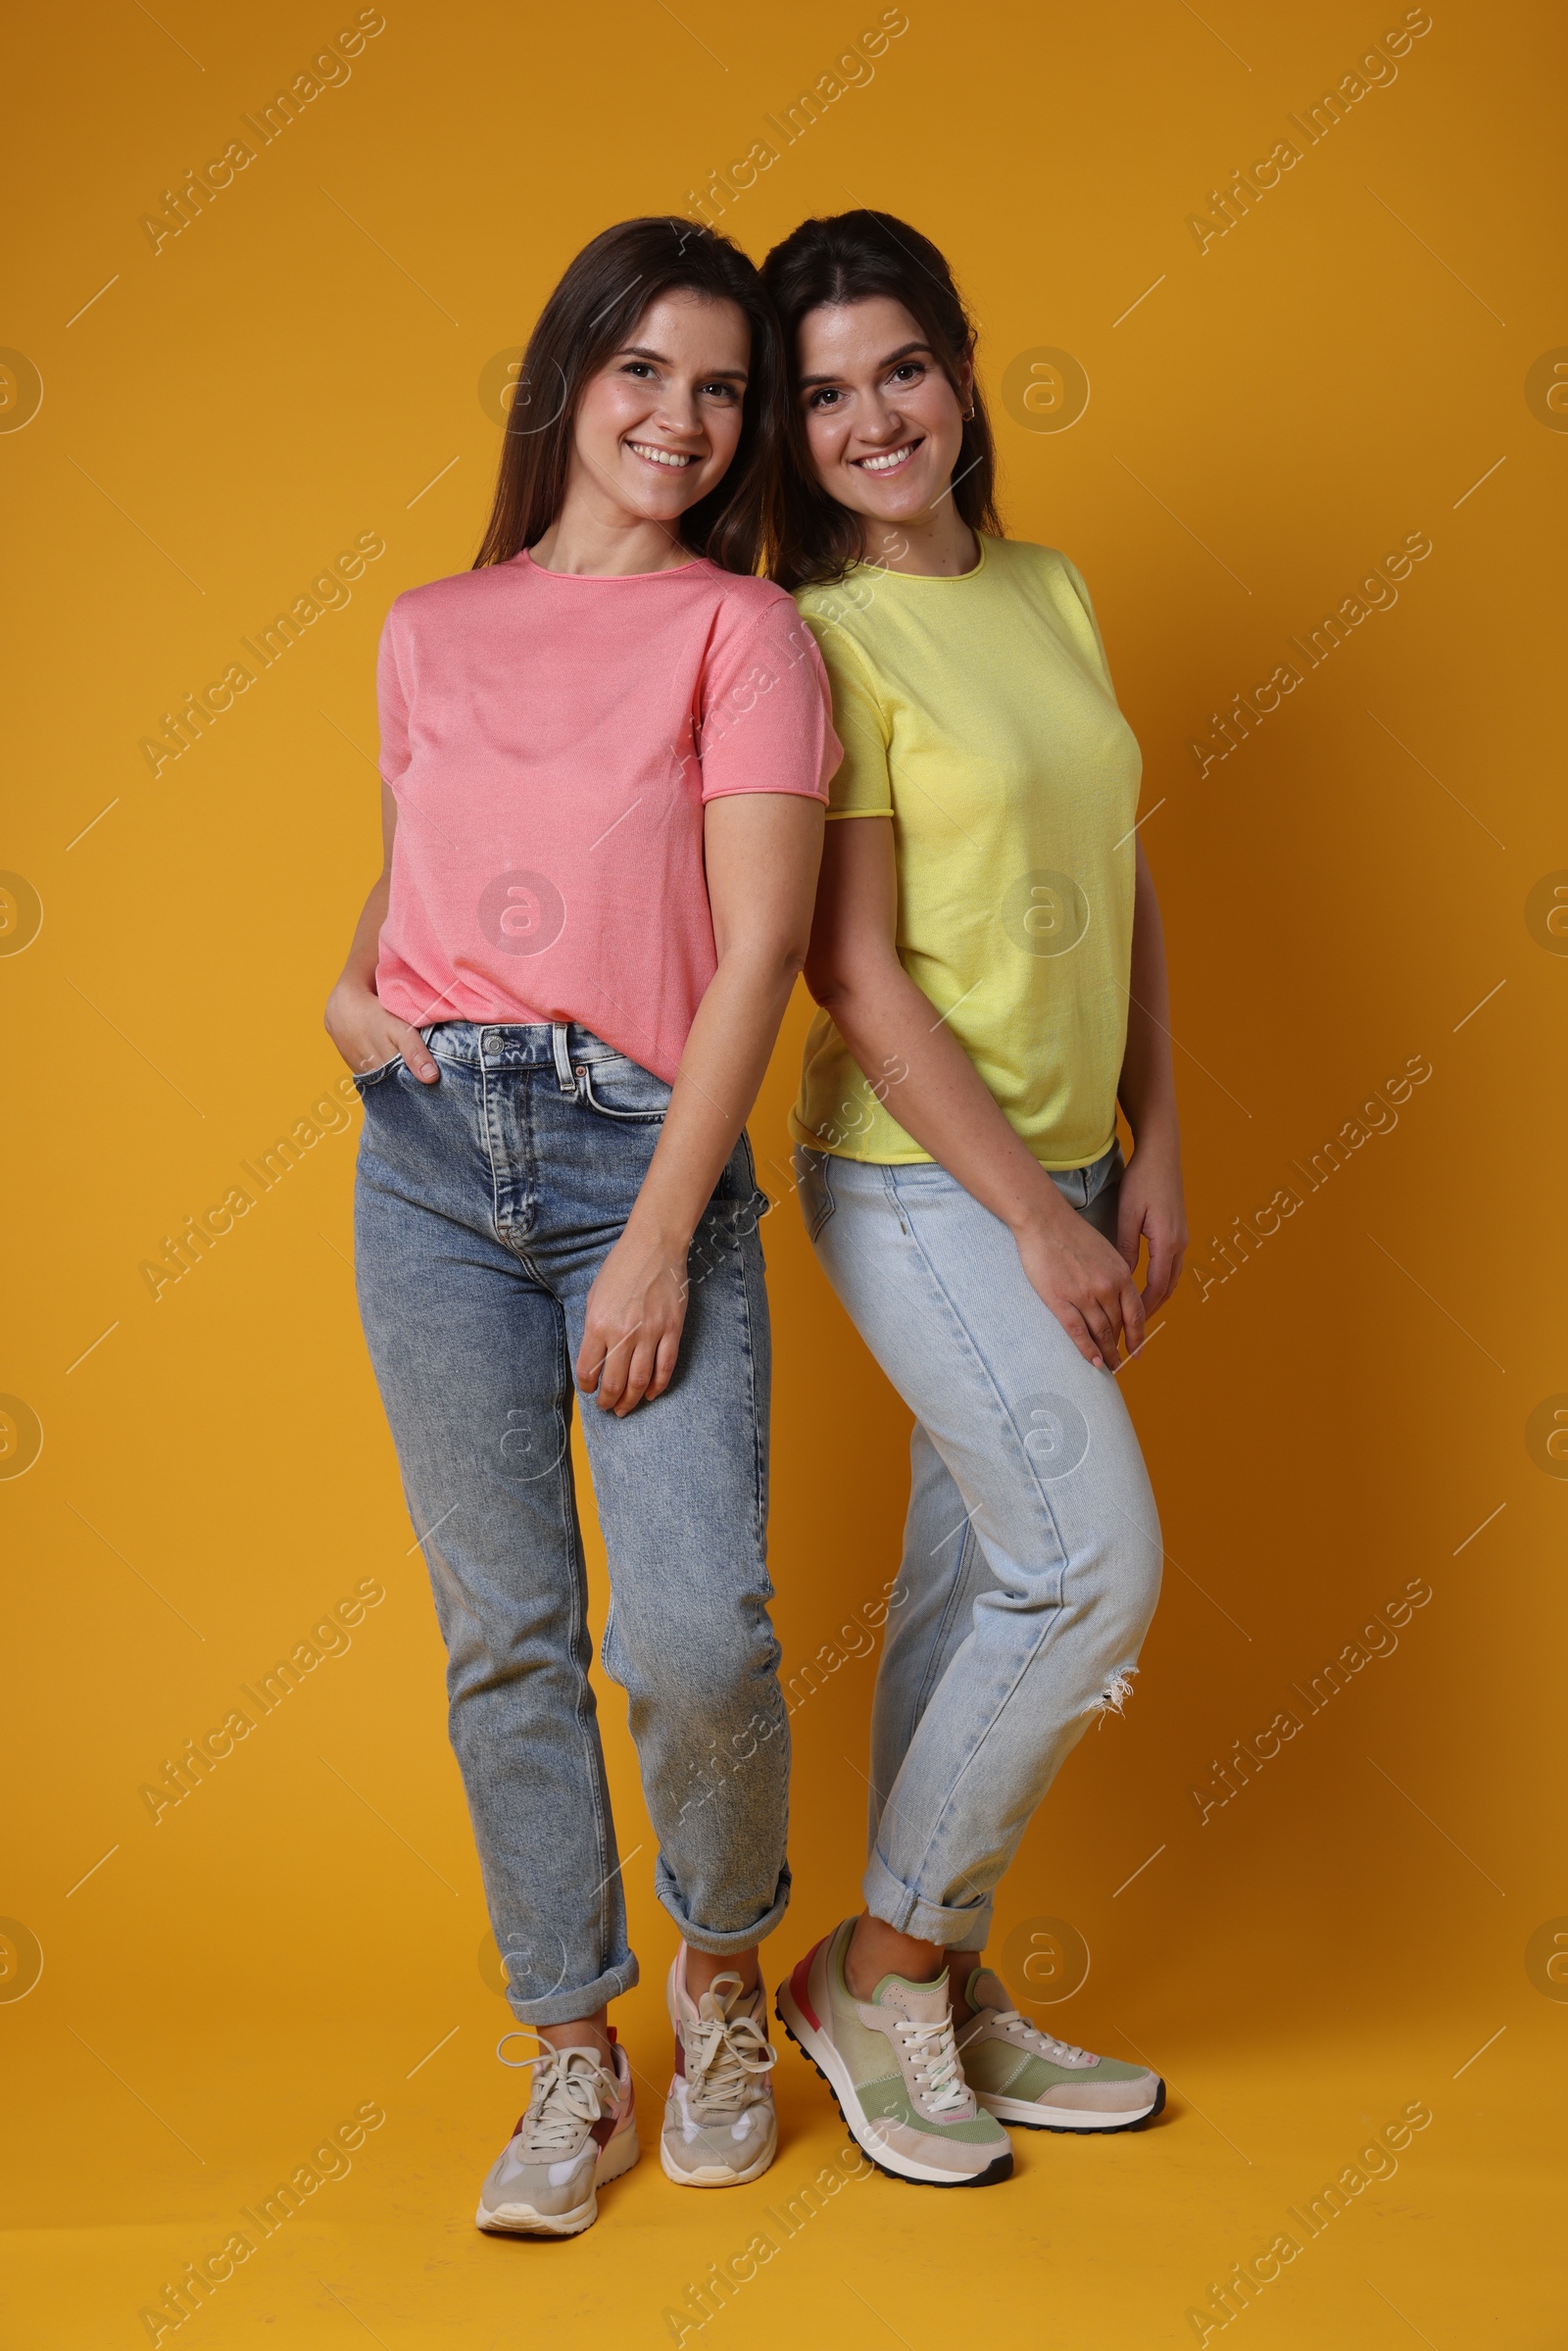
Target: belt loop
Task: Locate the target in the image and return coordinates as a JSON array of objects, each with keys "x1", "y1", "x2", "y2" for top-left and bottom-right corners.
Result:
[{"x1": 551, "y1": 1022, "x2": 576, "y2": 1095}]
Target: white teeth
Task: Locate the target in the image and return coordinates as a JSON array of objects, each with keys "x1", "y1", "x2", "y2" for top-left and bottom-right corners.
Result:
[
  {"x1": 628, "y1": 441, "x2": 695, "y2": 467},
  {"x1": 857, "y1": 445, "x2": 917, "y2": 473}
]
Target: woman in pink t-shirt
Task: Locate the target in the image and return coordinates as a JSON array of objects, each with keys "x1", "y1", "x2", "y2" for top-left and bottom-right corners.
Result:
[{"x1": 323, "y1": 219, "x2": 839, "y2": 2235}]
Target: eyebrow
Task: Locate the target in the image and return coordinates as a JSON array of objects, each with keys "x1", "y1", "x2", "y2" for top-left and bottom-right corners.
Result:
[
  {"x1": 797, "y1": 339, "x2": 934, "y2": 389},
  {"x1": 614, "y1": 343, "x2": 748, "y2": 380}
]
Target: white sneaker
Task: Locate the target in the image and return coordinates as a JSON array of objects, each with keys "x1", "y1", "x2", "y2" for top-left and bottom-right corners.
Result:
[
  {"x1": 662, "y1": 1952, "x2": 778, "y2": 2187},
  {"x1": 476, "y1": 2035, "x2": 639, "y2": 2236}
]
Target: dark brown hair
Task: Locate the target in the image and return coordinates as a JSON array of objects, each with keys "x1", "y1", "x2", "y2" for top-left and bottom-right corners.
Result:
[
  {"x1": 473, "y1": 217, "x2": 783, "y2": 575},
  {"x1": 760, "y1": 210, "x2": 1002, "y2": 590}
]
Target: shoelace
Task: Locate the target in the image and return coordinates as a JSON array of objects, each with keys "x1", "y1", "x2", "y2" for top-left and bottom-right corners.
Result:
[
  {"x1": 979, "y1": 2007, "x2": 1093, "y2": 2067},
  {"x1": 517, "y1": 2044, "x2": 617, "y2": 2156},
  {"x1": 683, "y1": 1973, "x2": 778, "y2": 2117},
  {"x1": 892, "y1": 2011, "x2": 970, "y2": 2119}
]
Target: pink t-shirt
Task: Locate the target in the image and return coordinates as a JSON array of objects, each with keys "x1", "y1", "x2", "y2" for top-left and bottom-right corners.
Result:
[{"x1": 373, "y1": 552, "x2": 840, "y2": 1082}]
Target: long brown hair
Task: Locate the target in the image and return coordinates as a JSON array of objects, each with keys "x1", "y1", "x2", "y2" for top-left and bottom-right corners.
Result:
[
  {"x1": 760, "y1": 210, "x2": 1002, "y2": 591},
  {"x1": 473, "y1": 217, "x2": 783, "y2": 576}
]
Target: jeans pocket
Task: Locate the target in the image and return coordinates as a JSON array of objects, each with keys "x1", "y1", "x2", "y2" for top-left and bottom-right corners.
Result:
[
  {"x1": 575, "y1": 1054, "x2": 671, "y2": 1124},
  {"x1": 792, "y1": 1146, "x2": 836, "y2": 1244},
  {"x1": 353, "y1": 1052, "x2": 405, "y2": 1094}
]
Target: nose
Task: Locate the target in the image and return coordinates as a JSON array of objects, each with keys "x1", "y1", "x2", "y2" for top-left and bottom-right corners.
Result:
[
  {"x1": 653, "y1": 382, "x2": 708, "y2": 443},
  {"x1": 855, "y1": 393, "x2": 907, "y2": 449}
]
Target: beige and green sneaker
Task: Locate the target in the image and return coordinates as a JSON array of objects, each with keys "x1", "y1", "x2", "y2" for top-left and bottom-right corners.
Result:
[
  {"x1": 475, "y1": 2034, "x2": 639, "y2": 2236},
  {"x1": 662, "y1": 1951, "x2": 778, "y2": 2187},
  {"x1": 776, "y1": 1920, "x2": 1012, "y2": 2186},
  {"x1": 956, "y1": 1967, "x2": 1164, "y2": 2131}
]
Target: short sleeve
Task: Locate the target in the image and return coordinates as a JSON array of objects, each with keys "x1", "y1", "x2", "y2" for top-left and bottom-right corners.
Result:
[
  {"x1": 799, "y1": 606, "x2": 894, "y2": 818},
  {"x1": 1054, "y1": 553, "x2": 1117, "y2": 696},
  {"x1": 697, "y1": 596, "x2": 842, "y2": 804},
  {"x1": 376, "y1": 606, "x2": 412, "y2": 786}
]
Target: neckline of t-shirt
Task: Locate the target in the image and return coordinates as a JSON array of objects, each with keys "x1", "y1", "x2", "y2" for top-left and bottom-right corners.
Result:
[
  {"x1": 514, "y1": 548, "x2": 716, "y2": 584},
  {"x1": 844, "y1": 534, "x2": 994, "y2": 587}
]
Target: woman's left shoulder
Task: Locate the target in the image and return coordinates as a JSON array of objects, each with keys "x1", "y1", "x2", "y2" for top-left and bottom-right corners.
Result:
[
  {"x1": 704, "y1": 569, "x2": 819, "y2": 664},
  {"x1": 706, "y1": 568, "x2": 798, "y2": 625},
  {"x1": 990, "y1": 538, "x2": 1100, "y2": 622},
  {"x1": 988, "y1": 536, "x2": 1081, "y2": 587}
]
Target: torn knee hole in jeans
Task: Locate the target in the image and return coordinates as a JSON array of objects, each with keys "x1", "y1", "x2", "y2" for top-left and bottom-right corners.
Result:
[{"x1": 1091, "y1": 1669, "x2": 1138, "y2": 1722}]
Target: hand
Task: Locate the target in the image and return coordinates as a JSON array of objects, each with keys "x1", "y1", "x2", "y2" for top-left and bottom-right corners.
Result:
[
  {"x1": 1012, "y1": 1195, "x2": 1146, "y2": 1372},
  {"x1": 576, "y1": 1217, "x2": 691, "y2": 1416},
  {"x1": 324, "y1": 978, "x2": 439, "y2": 1084},
  {"x1": 1115, "y1": 1128, "x2": 1188, "y2": 1314}
]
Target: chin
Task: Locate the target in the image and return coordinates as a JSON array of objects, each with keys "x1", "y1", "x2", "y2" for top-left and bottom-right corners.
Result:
[{"x1": 849, "y1": 481, "x2": 931, "y2": 522}]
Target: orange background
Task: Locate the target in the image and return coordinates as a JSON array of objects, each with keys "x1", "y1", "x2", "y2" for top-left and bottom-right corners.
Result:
[{"x1": 4, "y1": 1, "x2": 1565, "y2": 2343}]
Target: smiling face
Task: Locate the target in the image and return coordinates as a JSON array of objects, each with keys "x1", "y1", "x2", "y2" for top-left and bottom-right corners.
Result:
[
  {"x1": 566, "y1": 287, "x2": 751, "y2": 532},
  {"x1": 796, "y1": 295, "x2": 972, "y2": 534}
]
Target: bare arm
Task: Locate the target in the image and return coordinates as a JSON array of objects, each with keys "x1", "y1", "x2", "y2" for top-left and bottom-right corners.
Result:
[
  {"x1": 576, "y1": 791, "x2": 825, "y2": 1415},
  {"x1": 802, "y1": 815, "x2": 1144, "y2": 1369},
  {"x1": 1114, "y1": 840, "x2": 1188, "y2": 1310},
  {"x1": 323, "y1": 786, "x2": 439, "y2": 1083}
]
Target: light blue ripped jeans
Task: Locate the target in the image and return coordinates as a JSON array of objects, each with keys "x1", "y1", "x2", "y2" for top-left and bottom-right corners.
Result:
[{"x1": 793, "y1": 1141, "x2": 1163, "y2": 1949}]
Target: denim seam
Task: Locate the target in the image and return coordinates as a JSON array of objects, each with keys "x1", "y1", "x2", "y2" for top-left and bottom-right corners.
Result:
[
  {"x1": 891, "y1": 1563, "x2": 1090, "y2": 1918},
  {"x1": 480, "y1": 1059, "x2": 551, "y2": 1275},
  {"x1": 874, "y1": 1173, "x2": 1088, "y2": 1909},
  {"x1": 907, "y1": 1515, "x2": 984, "y2": 1733},
  {"x1": 548, "y1": 1299, "x2": 620, "y2": 1984},
  {"x1": 729, "y1": 1218, "x2": 767, "y2": 1565},
  {"x1": 478, "y1": 1055, "x2": 508, "y2": 1252},
  {"x1": 576, "y1": 1064, "x2": 669, "y2": 1124}
]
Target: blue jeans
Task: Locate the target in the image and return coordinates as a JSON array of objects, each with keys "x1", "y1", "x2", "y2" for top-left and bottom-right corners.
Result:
[
  {"x1": 355, "y1": 1022, "x2": 791, "y2": 2028},
  {"x1": 794, "y1": 1141, "x2": 1162, "y2": 1948}
]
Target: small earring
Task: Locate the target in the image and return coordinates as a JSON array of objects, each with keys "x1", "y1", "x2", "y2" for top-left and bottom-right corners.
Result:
[{"x1": 962, "y1": 404, "x2": 975, "y2": 420}]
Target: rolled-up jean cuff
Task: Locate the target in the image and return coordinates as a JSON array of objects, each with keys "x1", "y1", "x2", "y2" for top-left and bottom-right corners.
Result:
[
  {"x1": 507, "y1": 1954, "x2": 640, "y2": 2029},
  {"x1": 862, "y1": 1847, "x2": 993, "y2": 1949},
  {"x1": 656, "y1": 1856, "x2": 792, "y2": 1954}
]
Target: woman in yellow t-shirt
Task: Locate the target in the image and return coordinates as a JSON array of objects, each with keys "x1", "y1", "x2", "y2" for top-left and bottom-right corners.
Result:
[{"x1": 764, "y1": 212, "x2": 1188, "y2": 2185}]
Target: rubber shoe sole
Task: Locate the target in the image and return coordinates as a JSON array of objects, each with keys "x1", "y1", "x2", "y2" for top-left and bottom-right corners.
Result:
[
  {"x1": 659, "y1": 2130, "x2": 777, "y2": 2188},
  {"x1": 775, "y1": 1979, "x2": 1011, "y2": 2188},
  {"x1": 475, "y1": 2123, "x2": 640, "y2": 2236},
  {"x1": 975, "y1": 2079, "x2": 1166, "y2": 2133}
]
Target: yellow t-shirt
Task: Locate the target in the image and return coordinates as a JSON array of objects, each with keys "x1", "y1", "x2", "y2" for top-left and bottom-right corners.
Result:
[{"x1": 788, "y1": 536, "x2": 1143, "y2": 1171}]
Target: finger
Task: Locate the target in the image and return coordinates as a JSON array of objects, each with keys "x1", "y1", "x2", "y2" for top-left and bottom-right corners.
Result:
[
  {"x1": 575, "y1": 1329, "x2": 604, "y2": 1396},
  {"x1": 645, "y1": 1328, "x2": 682, "y2": 1401},
  {"x1": 614, "y1": 1338, "x2": 660, "y2": 1417},
  {"x1": 1142, "y1": 1230, "x2": 1176, "y2": 1312},
  {"x1": 393, "y1": 1021, "x2": 441, "y2": 1084},
  {"x1": 594, "y1": 1334, "x2": 630, "y2": 1412},
  {"x1": 1056, "y1": 1303, "x2": 1104, "y2": 1371},
  {"x1": 1081, "y1": 1293, "x2": 1122, "y2": 1363},
  {"x1": 1118, "y1": 1277, "x2": 1147, "y2": 1354},
  {"x1": 1114, "y1": 1197, "x2": 1146, "y2": 1274},
  {"x1": 595, "y1": 1316, "x2": 646, "y2": 1413}
]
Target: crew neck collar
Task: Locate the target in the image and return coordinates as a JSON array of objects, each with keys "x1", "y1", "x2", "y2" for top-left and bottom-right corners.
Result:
[
  {"x1": 514, "y1": 547, "x2": 713, "y2": 584},
  {"x1": 847, "y1": 534, "x2": 992, "y2": 586}
]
